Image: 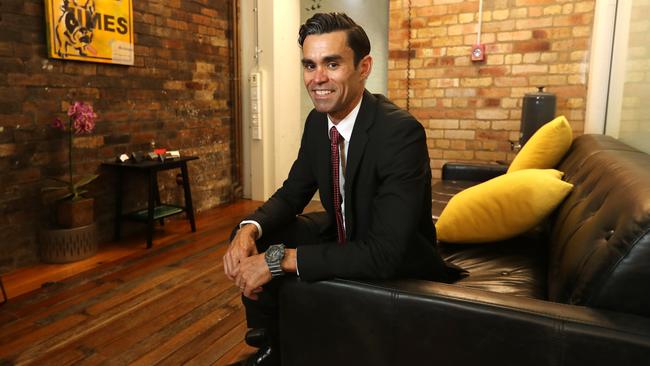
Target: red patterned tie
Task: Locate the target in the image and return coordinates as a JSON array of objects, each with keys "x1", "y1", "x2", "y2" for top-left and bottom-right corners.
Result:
[{"x1": 330, "y1": 126, "x2": 346, "y2": 244}]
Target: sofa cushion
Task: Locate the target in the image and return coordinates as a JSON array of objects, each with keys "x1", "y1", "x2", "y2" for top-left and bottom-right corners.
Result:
[
  {"x1": 549, "y1": 135, "x2": 650, "y2": 317},
  {"x1": 435, "y1": 169, "x2": 573, "y2": 243},
  {"x1": 440, "y1": 229, "x2": 548, "y2": 299},
  {"x1": 508, "y1": 115, "x2": 573, "y2": 173}
]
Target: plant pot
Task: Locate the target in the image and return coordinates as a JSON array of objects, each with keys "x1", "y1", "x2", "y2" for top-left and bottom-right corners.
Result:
[
  {"x1": 57, "y1": 197, "x2": 94, "y2": 228},
  {"x1": 40, "y1": 223, "x2": 98, "y2": 263}
]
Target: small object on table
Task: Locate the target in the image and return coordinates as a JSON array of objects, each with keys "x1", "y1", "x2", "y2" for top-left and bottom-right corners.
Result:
[
  {"x1": 165, "y1": 150, "x2": 181, "y2": 160},
  {"x1": 146, "y1": 152, "x2": 159, "y2": 160},
  {"x1": 154, "y1": 149, "x2": 167, "y2": 162},
  {"x1": 117, "y1": 153, "x2": 130, "y2": 163}
]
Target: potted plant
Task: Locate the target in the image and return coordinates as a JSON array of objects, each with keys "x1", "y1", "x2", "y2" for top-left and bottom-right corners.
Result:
[
  {"x1": 43, "y1": 101, "x2": 99, "y2": 228},
  {"x1": 40, "y1": 101, "x2": 99, "y2": 263}
]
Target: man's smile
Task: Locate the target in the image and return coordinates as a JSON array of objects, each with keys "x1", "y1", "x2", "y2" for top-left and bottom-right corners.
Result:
[{"x1": 312, "y1": 89, "x2": 335, "y2": 98}]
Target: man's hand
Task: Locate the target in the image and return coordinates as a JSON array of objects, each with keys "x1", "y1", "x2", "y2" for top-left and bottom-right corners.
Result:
[
  {"x1": 235, "y1": 253, "x2": 271, "y2": 300},
  {"x1": 223, "y1": 224, "x2": 259, "y2": 281}
]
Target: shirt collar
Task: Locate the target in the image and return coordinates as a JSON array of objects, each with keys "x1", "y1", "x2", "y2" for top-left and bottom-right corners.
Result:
[{"x1": 327, "y1": 96, "x2": 363, "y2": 142}]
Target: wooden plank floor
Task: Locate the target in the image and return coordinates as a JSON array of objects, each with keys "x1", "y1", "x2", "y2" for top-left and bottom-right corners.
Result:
[{"x1": 0, "y1": 199, "x2": 284, "y2": 366}]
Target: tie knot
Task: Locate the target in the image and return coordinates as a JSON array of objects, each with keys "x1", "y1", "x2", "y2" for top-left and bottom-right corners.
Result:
[{"x1": 330, "y1": 126, "x2": 341, "y2": 144}]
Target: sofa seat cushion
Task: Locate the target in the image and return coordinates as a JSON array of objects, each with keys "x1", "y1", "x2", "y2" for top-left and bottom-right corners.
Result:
[
  {"x1": 432, "y1": 179, "x2": 477, "y2": 220},
  {"x1": 439, "y1": 230, "x2": 548, "y2": 299}
]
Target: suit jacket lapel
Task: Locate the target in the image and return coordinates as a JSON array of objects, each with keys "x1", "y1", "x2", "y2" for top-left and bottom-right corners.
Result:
[
  {"x1": 344, "y1": 90, "x2": 377, "y2": 238},
  {"x1": 313, "y1": 111, "x2": 334, "y2": 220}
]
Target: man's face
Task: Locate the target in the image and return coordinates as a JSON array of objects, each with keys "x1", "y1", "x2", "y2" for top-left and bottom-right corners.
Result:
[{"x1": 301, "y1": 31, "x2": 372, "y2": 123}]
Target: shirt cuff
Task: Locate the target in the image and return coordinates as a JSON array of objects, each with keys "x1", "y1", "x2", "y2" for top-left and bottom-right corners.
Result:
[
  {"x1": 239, "y1": 220, "x2": 262, "y2": 239},
  {"x1": 295, "y1": 247, "x2": 300, "y2": 277}
]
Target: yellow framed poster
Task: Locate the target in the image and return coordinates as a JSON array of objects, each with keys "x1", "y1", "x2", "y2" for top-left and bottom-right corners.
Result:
[{"x1": 44, "y1": 0, "x2": 134, "y2": 65}]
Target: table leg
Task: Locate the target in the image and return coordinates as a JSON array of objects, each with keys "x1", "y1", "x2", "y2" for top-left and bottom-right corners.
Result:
[
  {"x1": 114, "y1": 169, "x2": 123, "y2": 241},
  {"x1": 181, "y1": 163, "x2": 196, "y2": 232},
  {"x1": 147, "y1": 170, "x2": 156, "y2": 248},
  {"x1": 0, "y1": 275, "x2": 7, "y2": 305},
  {"x1": 153, "y1": 173, "x2": 164, "y2": 226}
]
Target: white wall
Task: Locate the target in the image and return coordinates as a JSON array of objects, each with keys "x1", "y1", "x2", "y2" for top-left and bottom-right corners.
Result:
[
  {"x1": 585, "y1": 0, "x2": 650, "y2": 153},
  {"x1": 584, "y1": 0, "x2": 617, "y2": 134},
  {"x1": 612, "y1": 0, "x2": 650, "y2": 153},
  {"x1": 240, "y1": 0, "x2": 302, "y2": 200}
]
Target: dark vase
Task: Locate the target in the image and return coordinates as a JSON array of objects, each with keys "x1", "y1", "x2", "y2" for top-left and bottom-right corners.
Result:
[
  {"x1": 40, "y1": 223, "x2": 98, "y2": 263},
  {"x1": 56, "y1": 197, "x2": 94, "y2": 228}
]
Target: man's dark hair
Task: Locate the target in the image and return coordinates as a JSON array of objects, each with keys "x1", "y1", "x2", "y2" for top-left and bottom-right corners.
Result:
[{"x1": 298, "y1": 12, "x2": 371, "y2": 66}]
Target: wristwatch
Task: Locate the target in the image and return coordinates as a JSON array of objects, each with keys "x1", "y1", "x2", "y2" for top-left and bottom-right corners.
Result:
[{"x1": 264, "y1": 244, "x2": 286, "y2": 278}]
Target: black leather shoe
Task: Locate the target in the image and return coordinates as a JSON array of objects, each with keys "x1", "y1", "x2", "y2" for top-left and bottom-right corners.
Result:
[
  {"x1": 244, "y1": 345, "x2": 279, "y2": 366},
  {"x1": 245, "y1": 328, "x2": 268, "y2": 348}
]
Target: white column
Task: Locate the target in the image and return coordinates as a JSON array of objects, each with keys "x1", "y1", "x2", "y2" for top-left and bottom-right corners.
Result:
[
  {"x1": 584, "y1": 0, "x2": 618, "y2": 134},
  {"x1": 240, "y1": 0, "x2": 301, "y2": 200}
]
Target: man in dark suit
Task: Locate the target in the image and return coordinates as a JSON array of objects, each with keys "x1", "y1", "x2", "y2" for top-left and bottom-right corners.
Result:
[{"x1": 223, "y1": 12, "x2": 450, "y2": 366}]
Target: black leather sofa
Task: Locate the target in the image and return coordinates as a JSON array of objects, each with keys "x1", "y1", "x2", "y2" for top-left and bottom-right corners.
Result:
[{"x1": 278, "y1": 134, "x2": 650, "y2": 365}]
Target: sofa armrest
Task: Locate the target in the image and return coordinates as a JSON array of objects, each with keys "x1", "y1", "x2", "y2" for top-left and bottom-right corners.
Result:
[
  {"x1": 442, "y1": 162, "x2": 508, "y2": 182},
  {"x1": 279, "y1": 277, "x2": 650, "y2": 366}
]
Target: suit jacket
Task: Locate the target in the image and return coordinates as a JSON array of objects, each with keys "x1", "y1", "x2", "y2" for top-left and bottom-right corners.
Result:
[{"x1": 247, "y1": 91, "x2": 449, "y2": 282}]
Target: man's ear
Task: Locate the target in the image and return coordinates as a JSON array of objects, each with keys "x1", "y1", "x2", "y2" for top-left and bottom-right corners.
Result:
[{"x1": 359, "y1": 55, "x2": 373, "y2": 80}]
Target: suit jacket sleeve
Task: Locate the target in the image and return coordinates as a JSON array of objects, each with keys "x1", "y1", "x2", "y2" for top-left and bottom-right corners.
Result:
[
  {"x1": 245, "y1": 116, "x2": 319, "y2": 234},
  {"x1": 297, "y1": 115, "x2": 436, "y2": 281}
]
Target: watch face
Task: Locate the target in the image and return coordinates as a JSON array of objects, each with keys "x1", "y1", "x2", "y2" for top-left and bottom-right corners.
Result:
[{"x1": 265, "y1": 245, "x2": 284, "y2": 262}]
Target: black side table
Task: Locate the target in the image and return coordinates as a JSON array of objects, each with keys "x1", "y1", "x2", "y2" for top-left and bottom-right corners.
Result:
[{"x1": 103, "y1": 156, "x2": 198, "y2": 248}]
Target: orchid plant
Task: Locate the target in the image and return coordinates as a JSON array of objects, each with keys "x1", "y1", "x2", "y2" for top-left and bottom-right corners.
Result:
[{"x1": 43, "y1": 101, "x2": 99, "y2": 202}]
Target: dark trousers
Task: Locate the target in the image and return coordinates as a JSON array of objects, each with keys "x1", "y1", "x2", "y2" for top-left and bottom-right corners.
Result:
[{"x1": 231, "y1": 212, "x2": 335, "y2": 347}]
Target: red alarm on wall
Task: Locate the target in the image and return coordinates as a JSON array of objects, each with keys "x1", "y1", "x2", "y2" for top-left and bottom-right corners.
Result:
[{"x1": 471, "y1": 44, "x2": 485, "y2": 62}]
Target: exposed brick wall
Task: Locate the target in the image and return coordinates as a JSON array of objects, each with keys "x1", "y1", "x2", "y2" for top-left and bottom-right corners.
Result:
[
  {"x1": 0, "y1": 1, "x2": 238, "y2": 270},
  {"x1": 388, "y1": 0, "x2": 595, "y2": 178}
]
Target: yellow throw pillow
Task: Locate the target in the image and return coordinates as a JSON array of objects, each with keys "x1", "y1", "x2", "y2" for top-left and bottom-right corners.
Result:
[
  {"x1": 435, "y1": 169, "x2": 573, "y2": 243},
  {"x1": 507, "y1": 116, "x2": 573, "y2": 173}
]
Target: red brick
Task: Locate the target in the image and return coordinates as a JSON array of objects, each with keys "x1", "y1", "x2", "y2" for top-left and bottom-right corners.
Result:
[
  {"x1": 553, "y1": 13, "x2": 593, "y2": 27},
  {"x1": 513, "y1": 40, "x2": 551, "y2": 53},
  {"x1": 389, "y1": 50, "x2": 416, "y2": 59},
  {"x1": 478, "y1": 66, "x2": 509, "y2": 76},
  {"x1": 447, "y1": 2, "x2": 481, "y2": 13},
  {"x1": 477, "y1": 130, "x2": 510, "y2": 141},
  {"x1": 486, "y1": 46, "x2": 514, "y2": 59},
  {"x1": 445, "y1": 109, "x2": 476, "y2": 119},
  {"x1": 0, "y1": 143, "x2": 16, "y2": 157},
  {"x1": 532, "y1": 30, "x2": 548, "y2": 39}
]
